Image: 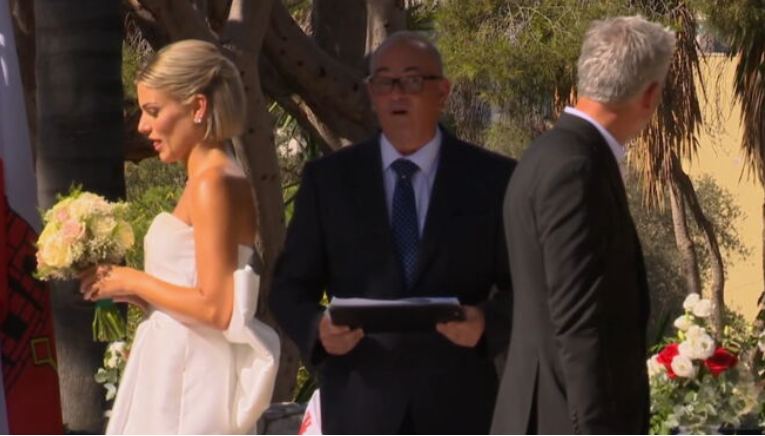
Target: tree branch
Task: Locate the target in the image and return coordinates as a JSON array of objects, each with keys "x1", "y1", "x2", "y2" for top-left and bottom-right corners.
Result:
[
  {"x1": 263, "y1": 0, "x2": 376, "y2": 142},
  {"x1": 136, "y1": 0, "x2": 216, "y2": 42}
]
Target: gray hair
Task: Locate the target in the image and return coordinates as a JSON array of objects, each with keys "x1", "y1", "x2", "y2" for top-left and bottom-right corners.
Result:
[
  {"x1": 577, "y1": 16, "x2": 676, "y2": 104},
  {"x1": 369, "y1": 31, "x2": 444, "y2": 76},
  {"x1": 136, "y1": 40, "x2": 246, "y2": 142}
]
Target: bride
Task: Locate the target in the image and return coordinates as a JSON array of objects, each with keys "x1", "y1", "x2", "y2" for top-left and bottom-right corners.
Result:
[{"x1": 79, "y1": 39, "x2": 280, "y2": 434}]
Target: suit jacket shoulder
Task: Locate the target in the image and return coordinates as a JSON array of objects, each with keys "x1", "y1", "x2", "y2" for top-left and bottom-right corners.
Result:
[
  {"x1": 303, "y1": 138, "x2": 378, "y2": 178},
  {"x1": 528, "y1": 114, "x2": 606, "y2": 164},
  {"x1": 441, "y1": 133, "x2": 517, "y2": 187}
]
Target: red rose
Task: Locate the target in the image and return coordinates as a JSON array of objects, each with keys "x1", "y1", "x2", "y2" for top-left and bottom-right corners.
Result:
[
  {"x1": 703, "y1": 347, "x2": 738, "y2": 377},
  {"x1": 657, "y1": 343, "x2": 680, "y2": 378}
]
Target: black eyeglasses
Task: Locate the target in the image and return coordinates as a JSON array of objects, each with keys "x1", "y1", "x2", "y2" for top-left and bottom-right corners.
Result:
[{"x1": 365, "y1": 75, "x2": 443, "y2": 95}]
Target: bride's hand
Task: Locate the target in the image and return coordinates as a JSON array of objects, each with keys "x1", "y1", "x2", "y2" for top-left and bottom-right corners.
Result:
[{"x1": 79, "y1": 265, "x2": 137, "y2": 301}]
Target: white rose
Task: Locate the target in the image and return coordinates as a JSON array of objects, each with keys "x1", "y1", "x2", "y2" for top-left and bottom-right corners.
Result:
[
  {"x1": 671, "y1": 355, "x2": 698, "y2": 379},
  {"x1": 115, "y1": 221, "x2": 134, "y2": 250},
  {"x1": 692, "y1": 299, "x2": 714, "y2": 318},
  {"x1": 673, "y1": 315, "x2": 693, "y2": 331},
  {"x1": 69, "y1": 194, "x2": 101, "y2": 220},
  {"x1": 647, "y1": 355, "x2": 665, "y2": 378},
  {"x1": 678, "y1": 332, "x2": 715, "y2": 360},
  {"x1": 685, "y1": 325, "x2": 706, "y2": 340},
  {"x1": 108, "y1": 341, "x2": 126, "y2": 356},
  {"x1": 106, "y1": 354, "x2": 120, "y2": 369},
  {"x1": 683, "y1": 293, "x2": 701, "y2": 312},
  {"x1": 105, "y1": 383, "x2": 117, "y2": 401},
  {"x1": 40, "y1": 235, "x2": 74, "y2": 269},
  {"x1": 92, "y1": 216, "x2": 117, "y2": 239}
]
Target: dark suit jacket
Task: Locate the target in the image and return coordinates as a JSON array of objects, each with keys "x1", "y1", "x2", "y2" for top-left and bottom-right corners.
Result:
[
  {"x1": 270, "y1": 130, "x2": 515, "y2": 434},
  {"x1": 491, "y1": 114, "x2": 650, "y2": 435}
]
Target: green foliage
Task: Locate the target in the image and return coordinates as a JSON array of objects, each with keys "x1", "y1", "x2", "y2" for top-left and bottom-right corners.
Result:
[
  {"x1": 122, "y1": 42, "x2": 144, "y2": 101},
  {"x1": 435, "y1": 0, "x2": 625, "y2": 109},
  {"x1": 484, "y1": 116, "x2": 534, "y2": 159},
  {"x1": 407, "y1": 1, "x2": 438, "y2": 32},
  {"x1": 625, "y1": 170, "x2": 751, "y2": 342},
  {"x1": 293, "y1": 366, "x2": 317, "y2": 403},
  {"x1": 690, "y1": 0, "x2": 765, "y2": 45},
  {"x1": 123, "y1": 158, "x2": 185, "y2": 269},
  {"x1": 690, "y1": 175, "x2": 751, "y2": 281}
]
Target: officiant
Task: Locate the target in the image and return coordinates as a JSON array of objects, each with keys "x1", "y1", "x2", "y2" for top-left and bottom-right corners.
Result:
[{"x1": 270, "y1": 31, "x2": 515, "y2": 434}]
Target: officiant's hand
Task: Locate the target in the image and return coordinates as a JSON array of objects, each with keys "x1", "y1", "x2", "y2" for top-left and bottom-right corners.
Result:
[
  {"x1": 319, "y1": 312, "x2": 364, "y2": 355},
  {"x1": 436, "y1": 305, "x2": 485, "y2": 348}
]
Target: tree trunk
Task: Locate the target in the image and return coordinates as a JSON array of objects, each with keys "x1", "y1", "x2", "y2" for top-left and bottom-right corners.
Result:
[
  {"x1": 365, "y1": 0, "x2": 406, "y2": 55},
  {"x1": 669, "y1": 179, "x2": 702, "y2": 298},
  {"x1": 312, "y1": 0, "x2": 367, "y2": 71},
  {"x1": 34, "y1": 0, "x2": 125, "y2": 431},
  {"x1": 673, "y1": 158, "x2": 725, "y2": 335},
  {"x1": 263, "y1": 1, "x2": 376, "y2": 145},
  {"x1": 221, "y1": 0, "x2": 300, "y2": 403},
  {"x1": 758, "y1": 190, "x2": 765, "y2": 326}
]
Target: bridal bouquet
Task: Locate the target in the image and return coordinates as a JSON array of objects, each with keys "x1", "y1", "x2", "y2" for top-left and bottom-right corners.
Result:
[
  {"x1": 648, "y1": 293, "x2": 764, "y2": 434},
  {"x1": 36, "y1": 189, "x2": 135, "y2": 342}
]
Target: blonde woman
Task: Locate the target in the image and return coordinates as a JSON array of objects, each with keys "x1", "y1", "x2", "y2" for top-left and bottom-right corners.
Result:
[{"x1": 80, "y1": 40, "x2": 279, "y2": 434}]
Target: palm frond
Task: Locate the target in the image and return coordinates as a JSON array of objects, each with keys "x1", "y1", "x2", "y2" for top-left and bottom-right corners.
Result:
[{"x1": 631, "y1": 3, "x2": 704, "y2": 208}]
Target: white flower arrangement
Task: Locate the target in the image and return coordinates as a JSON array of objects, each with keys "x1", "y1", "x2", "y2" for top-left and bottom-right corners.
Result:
[{"x1": 648, "y1": 293, "x2": 765, "y2": 435}]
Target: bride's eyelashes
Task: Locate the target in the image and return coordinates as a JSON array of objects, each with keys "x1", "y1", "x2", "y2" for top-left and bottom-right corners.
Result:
[{"x1": 140, "y1": 104, "x2": 160, "y2": 118}]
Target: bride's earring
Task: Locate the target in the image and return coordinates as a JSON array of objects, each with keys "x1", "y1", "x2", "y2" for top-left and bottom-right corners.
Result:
[{"x1": 194, "y1": 117, "x2": 202, "y2": 124}]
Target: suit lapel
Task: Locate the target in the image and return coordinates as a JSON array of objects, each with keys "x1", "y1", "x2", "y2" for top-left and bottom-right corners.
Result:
[{"x1": 413, "y1": 133, "x2": 464, "y2": 288}]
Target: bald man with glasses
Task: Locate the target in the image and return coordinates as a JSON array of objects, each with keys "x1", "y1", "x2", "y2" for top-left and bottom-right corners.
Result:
[{"x1": 270, "y1": 31, "x2": 515, "y2": 434}]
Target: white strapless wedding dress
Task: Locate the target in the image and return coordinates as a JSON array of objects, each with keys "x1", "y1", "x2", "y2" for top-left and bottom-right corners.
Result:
[{"x1": 106, "y1": 212, "x2": 280, "y2": 435}]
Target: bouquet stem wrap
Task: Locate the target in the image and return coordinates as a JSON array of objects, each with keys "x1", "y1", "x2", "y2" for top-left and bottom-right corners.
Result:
[{"x1": 93, "y1": 299, "x2": 127, "y2": 342}]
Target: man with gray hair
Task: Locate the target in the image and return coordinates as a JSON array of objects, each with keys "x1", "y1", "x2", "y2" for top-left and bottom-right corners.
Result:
[{"x1": 491, "y1": 16, "x2": 675, "y2": 434}]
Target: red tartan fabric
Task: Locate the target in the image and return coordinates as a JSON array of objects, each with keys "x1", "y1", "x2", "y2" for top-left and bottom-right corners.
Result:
[{"x1": 0, "y1": 159, "x2": 63, "y2": 434}]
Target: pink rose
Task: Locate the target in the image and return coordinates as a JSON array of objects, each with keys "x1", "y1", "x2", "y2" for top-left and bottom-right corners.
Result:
[
  {"x1": 55, "y1": 207, "x2": 70, "y2": 222},
  {"x1": 61, "y1": 220, "x2": 84, "y2": 243}
]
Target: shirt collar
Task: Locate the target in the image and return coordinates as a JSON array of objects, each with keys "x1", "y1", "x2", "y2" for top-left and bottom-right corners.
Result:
[
  {"x1": 564, "y1": 106, "x2": 625, "y2": 164},
  {"x1": 380, "y1": 128, "x2": 442, "y2": 176}
]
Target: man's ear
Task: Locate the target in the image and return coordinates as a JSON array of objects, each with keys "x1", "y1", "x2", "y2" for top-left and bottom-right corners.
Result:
[
  {"x1": 366, "y1": 83, "x2": 380, "y2": 115},
  {"x1": 642, "y1": 82, "x2": 662, "y2": 111},
  {"x1": 438, "y1": 78, "x2": 452, "y2": 108}
]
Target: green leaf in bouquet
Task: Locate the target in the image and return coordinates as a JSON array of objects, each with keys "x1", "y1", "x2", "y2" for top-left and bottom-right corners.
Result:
[{"x1": 94, "y1": 368, "x2": 110, "y2": 384}]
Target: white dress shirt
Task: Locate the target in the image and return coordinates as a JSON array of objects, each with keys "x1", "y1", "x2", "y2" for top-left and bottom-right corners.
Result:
[{"x1": 380, "y1": 129, "x2": 442, "y2": 233}]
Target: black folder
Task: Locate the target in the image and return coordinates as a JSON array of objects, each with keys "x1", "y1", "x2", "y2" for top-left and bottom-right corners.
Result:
[{"x1": 328, "y1": 297, "x2": 465, "y2": 332}]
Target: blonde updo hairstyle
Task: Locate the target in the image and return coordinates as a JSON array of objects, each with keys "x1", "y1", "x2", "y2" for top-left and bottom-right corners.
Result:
[{"x1": 136, "y1": 39, "x2": 246, "y2": 142}]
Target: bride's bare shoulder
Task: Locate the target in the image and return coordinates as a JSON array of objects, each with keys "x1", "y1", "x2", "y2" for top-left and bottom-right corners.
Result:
[{"x1": 187, "y1": 163, "x2": 257, "y2": 239}]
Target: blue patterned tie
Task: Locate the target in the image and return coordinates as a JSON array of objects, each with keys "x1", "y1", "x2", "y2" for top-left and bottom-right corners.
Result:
[{"x1": 391, "y1": 159, "x2": 420, "y2": 289}]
